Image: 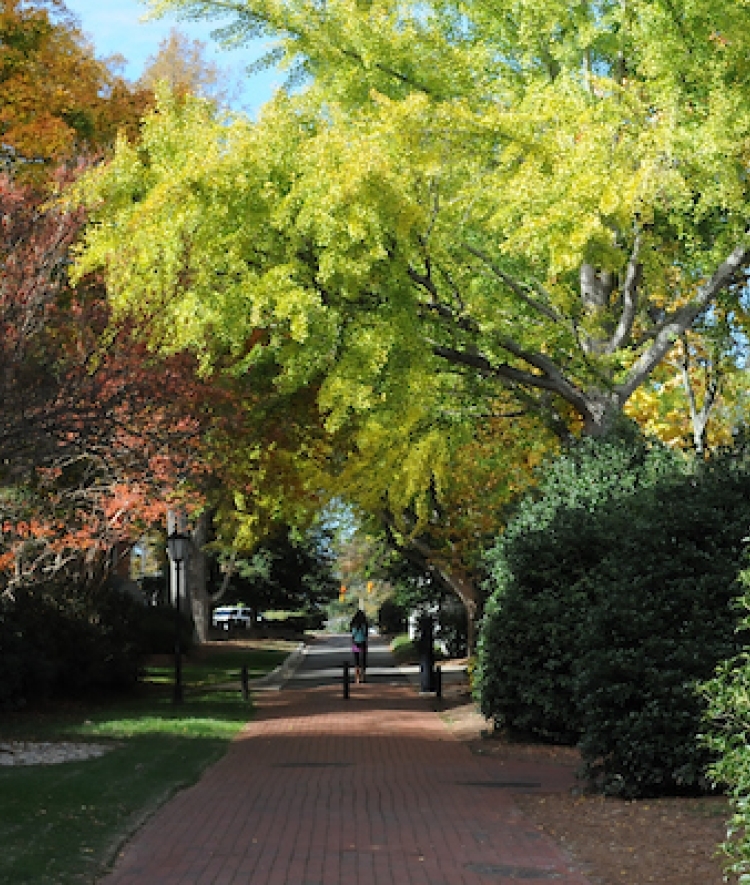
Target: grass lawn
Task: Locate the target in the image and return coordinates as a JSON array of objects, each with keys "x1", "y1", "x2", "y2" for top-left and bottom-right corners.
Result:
[
  {"x1": 0, "y1": 641, "x2": 294, "y2": 885},
  {"x1": 390, "y1": 633, "x2": 419, "y2": 664},
  {"x1": 389, "y1": 633, "x2": 447, "y2": 666}
]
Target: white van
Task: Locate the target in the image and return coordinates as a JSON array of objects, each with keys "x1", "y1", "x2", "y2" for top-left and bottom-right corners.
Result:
[{"x1": 211, "y1": 606, "x2": 254, "y2": 630}]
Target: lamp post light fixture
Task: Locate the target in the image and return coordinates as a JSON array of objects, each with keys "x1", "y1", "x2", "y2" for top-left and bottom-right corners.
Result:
[{"x1": 167, "y1": 531, "x2": 190, "y2": 704}]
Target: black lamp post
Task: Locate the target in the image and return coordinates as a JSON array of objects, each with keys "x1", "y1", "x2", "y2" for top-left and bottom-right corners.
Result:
[{"x1": 167, "y1": 531, "x2": 190, "y2": 704}]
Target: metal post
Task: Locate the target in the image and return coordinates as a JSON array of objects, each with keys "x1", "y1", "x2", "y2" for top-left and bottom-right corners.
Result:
[
  {"x1": 343, "y1": 662, "x2": 350, "y2": 699},
  {"x1": 419, "y1": 613, "x2": 435, "y2": 693},
  {"x1": 241, "y1": 664, "x2": 249, "y2": 701},
  {"x1": 173, "y1": 560, "x2": 183, "y2": 704},
  {"x1": 167, "y1": 529, "x2": 190, "y2": 706},
  {"x1": 435, "y1": 664, "x2": 442, "y2": 699}
]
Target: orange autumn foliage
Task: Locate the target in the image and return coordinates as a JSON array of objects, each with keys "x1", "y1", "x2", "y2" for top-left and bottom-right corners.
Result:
[{"x1": 0, "y1": 0, "x2": 152, "y2": 169}]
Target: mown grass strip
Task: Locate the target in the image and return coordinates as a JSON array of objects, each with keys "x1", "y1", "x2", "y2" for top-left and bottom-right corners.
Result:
[{"x1": 0, "y1": 643, "x2": 291, "y2": 885}]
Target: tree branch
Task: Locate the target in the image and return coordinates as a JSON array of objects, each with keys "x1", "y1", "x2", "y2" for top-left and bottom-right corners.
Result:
[
  {"x1": 431, "y1": 342, "x2": 592, "y2": 422},
  {"x1": 617, "y1": 241, "x2": 750, "y2": 403},
  {"x1": 464, "y1": 245, "x2": 562, "y2": 323},
  {"x1": 606, "y1": 230, "x2": 641, "y2": 353}
]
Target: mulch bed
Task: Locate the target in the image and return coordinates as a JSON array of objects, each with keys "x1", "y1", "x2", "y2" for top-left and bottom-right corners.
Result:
[{"x1": 439, "y1": 691, "x2": 736, "y2": 885}]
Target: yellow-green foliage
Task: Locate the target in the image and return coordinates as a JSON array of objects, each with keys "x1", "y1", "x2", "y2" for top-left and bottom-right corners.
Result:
[{"x1": 73, "y1": 1, "x2": 750, "y2": 533}]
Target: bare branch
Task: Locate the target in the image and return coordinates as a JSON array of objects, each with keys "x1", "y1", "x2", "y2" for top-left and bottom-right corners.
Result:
[
  {"x1": 431, "y1": 341, "x2": 591, "y2": 418},
  {"x1": 606, "y1": 230, "x2": 642, "y2": 353},
  {"x1": 617, "y1": 241, "x2": 750, "y2": 403},
  {"x1": 407, "y1": 265, "x2": 439, "y2": 300}
]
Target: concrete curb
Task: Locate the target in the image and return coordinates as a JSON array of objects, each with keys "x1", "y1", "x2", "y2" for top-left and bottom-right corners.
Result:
[
  {"x1": 248, "y1": 641, "x2": 307, "y2": 691},
  {"x1": 398, "y1": 661, "x2": 469, "y2": 692}
]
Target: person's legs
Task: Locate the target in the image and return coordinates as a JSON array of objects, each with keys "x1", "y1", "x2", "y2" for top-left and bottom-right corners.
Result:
[
  {"x1": 361, "y1": 642, "x2": 368, "y2": 682},
  {"x1": 353, "y1": 646, "x2": 362, "y2": 683}
]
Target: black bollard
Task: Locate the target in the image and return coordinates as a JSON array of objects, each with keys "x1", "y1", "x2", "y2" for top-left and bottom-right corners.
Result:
[
  {"x1": 418, "y1": 613, "x2": 435, "y2": 693},
  {"x1": 343, "y1": 662, "x2": 350, "y2": 699},
  {"x1": 435, "y1": 664, "x2": 442, "y2": 699},
  {"x1": 241, "y1": 664, "x2": 249, "y2": 701}
]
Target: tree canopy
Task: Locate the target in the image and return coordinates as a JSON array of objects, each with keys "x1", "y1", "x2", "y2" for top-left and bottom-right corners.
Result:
[
  {"x1": 65, "y1": 0, "x2": 750, "y2": 616},
  {"x1": 75, "y1": 1, "x2": 750, "y2": 440}
]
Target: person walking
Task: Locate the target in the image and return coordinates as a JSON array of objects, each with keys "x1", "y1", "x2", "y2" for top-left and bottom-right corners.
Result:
[{"x1": 350, "y1": 608, "x2": 369, "y2": 683}]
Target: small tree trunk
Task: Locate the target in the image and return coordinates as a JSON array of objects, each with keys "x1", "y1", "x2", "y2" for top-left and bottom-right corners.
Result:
[
  {"x1": 679, "y1": 333, "x2": 720, "y2": 457},
  {"x1": 438, "y1": 569, "x2": 479, "y2": 656}
]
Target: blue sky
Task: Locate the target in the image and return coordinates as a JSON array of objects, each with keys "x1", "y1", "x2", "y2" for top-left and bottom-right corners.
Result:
[{"x1": 63, "y1": 0, "x2": 280, "y2": 114}]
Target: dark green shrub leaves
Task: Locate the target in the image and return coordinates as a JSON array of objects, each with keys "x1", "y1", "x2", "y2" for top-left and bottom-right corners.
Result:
[{"x1": 476, "y1": 433, "x2": 750, "y2": 797}]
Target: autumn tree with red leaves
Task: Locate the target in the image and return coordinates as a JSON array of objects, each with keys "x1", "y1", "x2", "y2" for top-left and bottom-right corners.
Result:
[
  {"x1": 0, "y1": 0, "x2": 163, "y2": 597},
  {"x1": 0, "y1": 3, "x2": 333, "y2": 652},
  {"x1": 0, "y1": 160, "x2": 211, "y2": 595},
  {"x1": 0, "y1": 166, "x2": 326, "y2": 628}
]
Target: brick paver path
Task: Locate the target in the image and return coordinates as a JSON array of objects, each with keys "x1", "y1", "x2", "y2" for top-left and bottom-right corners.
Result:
[{"x1": 100, "y1": 652, "x2": 591, "y2": 885}]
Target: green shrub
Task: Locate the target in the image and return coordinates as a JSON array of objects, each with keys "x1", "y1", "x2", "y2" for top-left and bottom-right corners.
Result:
[
  {"x1": 138, "y1": 603, "x2": 195, "y2": 655},
  {"x1": 0, "y1": 583, "x2": 165, "y2": 709},
  {"x1": 378, "y1": 598, "x2": 407, "y2": 635},
  {"x1": 263, "y1": 612, "x2": 310, "y2": 634},
  {"x1": 390, "y1": 633, "x2": 418, "y2": 664},
  {"x1": 140, "y1": 574, "x2": 168, "y2": 606},
  {"x1": 703, "y1": 577, "x2": 750, "y2": 880},
  {"x1": 574, "y1": 466, "x2": 747, "y2": 796},
  {"x1": 476, "y1": 434, "x2": 750, "y2": 796},
  {"x1": 438, "y1": 601, "x2": 468, "y2": 657},
  {"x1": 476, "y1": 433, "x2": 681, "y2": 744}
]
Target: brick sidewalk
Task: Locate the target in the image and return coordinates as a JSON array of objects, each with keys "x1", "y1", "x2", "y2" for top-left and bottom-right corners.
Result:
[{"x1": 100, "y1": 683, "x2": 591, "y2": 885}]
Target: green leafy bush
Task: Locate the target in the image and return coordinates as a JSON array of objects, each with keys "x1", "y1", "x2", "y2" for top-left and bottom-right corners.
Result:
[
  {"x1": 476, "y1": 433, "x2": 750, "y2": 796},
  {"x1": 703, "y1": 576, "x2": 750, "y2": 880},
  {"x1": 390, "y1": 633, "x2": 418, "y2": 664},
  {"x1": 438, "y1": 600, "x2": 468, "y2": 657},
  {"x1": 378, "y1": 598, "x2": 407, "y2": 635},
  {"x1": 0, "y1": 584, "x2": 171, "y2": 710},
  {"x1": 138, "y1": 603, "x2": 195, "y2": 655},
  {"x1": 574, "y1": 463, "x2": 748, "y2": 796},
  {"x1": 476, "y1": 434, "x2": 681, "y2": 744},
  {"x1": 263, "y1": 612, "x2": 311, "y2": 634}
]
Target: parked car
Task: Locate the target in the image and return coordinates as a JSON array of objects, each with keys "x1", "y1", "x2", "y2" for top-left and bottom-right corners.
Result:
[{"x1": 211, "y1": 605, "x2": 255, "y2": 630}]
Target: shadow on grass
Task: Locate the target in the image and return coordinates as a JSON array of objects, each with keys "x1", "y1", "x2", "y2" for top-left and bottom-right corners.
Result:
[
  {"x1": 0, "y1": 724, "x2": 238, "y2": 884},
  {"x1": 0, "y1": 645, "x2": 290, "y2": 884}
]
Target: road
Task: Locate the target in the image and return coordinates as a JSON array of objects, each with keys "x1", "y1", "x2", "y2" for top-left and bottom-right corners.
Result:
[{"x1": 283, "y1": 633, "x2": 409, "y2": 690}]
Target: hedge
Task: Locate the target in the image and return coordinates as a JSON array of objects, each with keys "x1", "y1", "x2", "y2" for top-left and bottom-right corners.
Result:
[{"x1": 476, "y1": 433, "x2": 750, "y2": 796}]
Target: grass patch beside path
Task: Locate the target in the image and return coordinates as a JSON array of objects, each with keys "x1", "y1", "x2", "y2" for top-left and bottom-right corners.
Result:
[
  {"x1": 0, "y1": 640, "x2": 296, "y2": 885},
  {"x1": 390, "y1": 633, "x2": 419, "y2": 665},
  {"x1": 143, "y1": 640, "x2": 295, "y2": 690},
  {"x1": 389, "y1": 633, "x2": 447, "y2": 666}
]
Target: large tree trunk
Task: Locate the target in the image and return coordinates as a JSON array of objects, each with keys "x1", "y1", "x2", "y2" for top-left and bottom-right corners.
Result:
[
  {"x1": 188, "y1": 511, "x2": 209, "y2": 644},
  {"x1": 579, "y1": 389, "x2": 623, "y2": 438}
]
